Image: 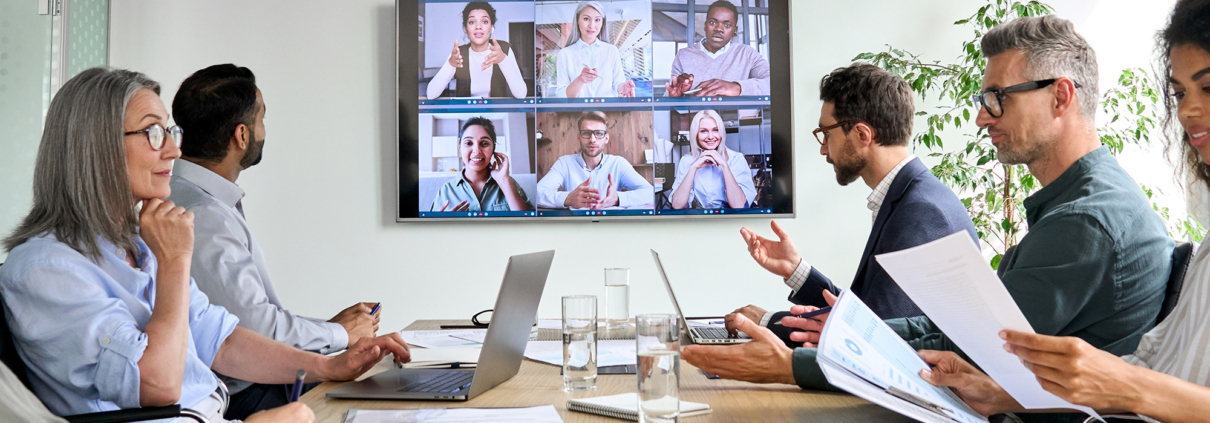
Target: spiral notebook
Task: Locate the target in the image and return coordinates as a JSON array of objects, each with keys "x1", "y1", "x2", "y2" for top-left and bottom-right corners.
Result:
[{"x1": 567, "y1": 393, "x2": 711, "y2": 421}]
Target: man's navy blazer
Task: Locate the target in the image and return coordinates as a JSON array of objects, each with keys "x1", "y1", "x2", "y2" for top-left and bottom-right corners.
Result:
[{"x1": 768, "y1": 157, "x2": 977, "y2": 335}]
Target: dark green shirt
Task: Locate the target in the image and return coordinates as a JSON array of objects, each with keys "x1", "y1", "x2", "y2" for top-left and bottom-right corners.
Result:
[{"x1": 792, "y1": 147, "x2": 1172, "y2": 421}]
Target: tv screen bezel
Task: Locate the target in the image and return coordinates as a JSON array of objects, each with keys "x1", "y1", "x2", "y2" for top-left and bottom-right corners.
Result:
[{"x1": 396, "y1": 0, "x2": 796, "y2": 222}]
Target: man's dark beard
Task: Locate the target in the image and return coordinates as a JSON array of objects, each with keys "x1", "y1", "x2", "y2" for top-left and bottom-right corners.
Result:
[
  {"x1": 240, "y1": 137, "x2": 264, "y2": 169},
  {"x1": 831, "y1": 140, "x2": 866, "y2": 186}
]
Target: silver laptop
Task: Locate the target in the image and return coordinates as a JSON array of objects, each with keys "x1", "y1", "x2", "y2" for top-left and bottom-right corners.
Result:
[
  {"x1": 651, "y1": 250, "x2": 751, "y2": 344},
  {"x1": 326, "y1": 250, "x2": 554, "y2": 400}
]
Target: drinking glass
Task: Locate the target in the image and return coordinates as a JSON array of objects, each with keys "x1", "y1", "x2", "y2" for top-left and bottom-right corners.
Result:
[
  {"x1": 604, "y1": 268, "x2": 630, "y2": 330},
  {"x1": 562, "y1": 295, "x2": 598, "y2": 390},
  {"x1": 636, "y1": 314, "x2": 680, "y2": 422}
]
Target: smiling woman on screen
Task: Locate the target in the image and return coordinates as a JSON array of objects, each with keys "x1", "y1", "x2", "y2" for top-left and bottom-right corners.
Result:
[
  {"x1": 670, "y1": 110, "x2": 756, "y2": 209},
  {"x1": 426, "y1": 2, "x2": 527, "y2": 99},
  {"x1": 431, "y1": 117, "x2": 533, "y2": 212}
]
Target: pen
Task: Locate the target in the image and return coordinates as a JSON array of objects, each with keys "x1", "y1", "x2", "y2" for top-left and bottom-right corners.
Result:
[
  {"x1": 289, "y1": 369, "x2": 306, "y2": 402},
  {"x1": 370, "y1": 303, "x2": 381, "y2": 316},
  {"x1": 772, "y1": 306, "x2": 832, "y2": 325}
]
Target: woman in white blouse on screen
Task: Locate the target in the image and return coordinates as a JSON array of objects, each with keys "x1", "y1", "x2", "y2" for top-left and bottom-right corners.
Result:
[
  {"x1": 553, "y1": 1, "x2": 635, "y2": 98},
  {"x1": 426, "y1": 2, "x2": 527, "y2": 99},
  {"x1": 670, "y1": 110, "x2": 756, "y2": 209}
]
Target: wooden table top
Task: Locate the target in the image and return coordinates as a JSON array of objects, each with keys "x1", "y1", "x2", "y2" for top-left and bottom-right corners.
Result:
[{"x1": 301, "y1": 320, "x2": 912, "y2": 423}]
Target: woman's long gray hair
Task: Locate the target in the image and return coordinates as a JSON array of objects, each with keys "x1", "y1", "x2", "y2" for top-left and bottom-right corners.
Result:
[
  {"x1": 566, "y1": 1, "x2": 610, "y2": 47},
  {"x1": 3, "y1": 67, "x2": 160, "y2": 261}
]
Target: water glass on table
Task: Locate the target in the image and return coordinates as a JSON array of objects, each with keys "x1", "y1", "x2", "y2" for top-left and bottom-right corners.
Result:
[
  {"x1": 562, "y1": 295, "x2": 598, "y2": 391},
  {"x1": 636, "y1": 313, "x2": 680, "y2": 423},
  {"x1": 604, "y1": 268, "x2": 630, "y2": 330}
]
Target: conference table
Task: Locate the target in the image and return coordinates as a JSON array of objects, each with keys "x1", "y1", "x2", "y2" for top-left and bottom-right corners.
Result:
[{"x1": 301, "y1": 320, "x2": 914, "y2": 423}]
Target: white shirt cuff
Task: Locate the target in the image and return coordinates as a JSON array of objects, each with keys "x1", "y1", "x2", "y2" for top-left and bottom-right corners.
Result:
[
  {"x1": 759, "y1": 312, "x2": 774, "y2": 328},
  {"x1": 784, "y1": 258, "x2": 812, "y2": 295},
  {"x1": 326, "y1": 321, "x2": 350, "y2": 352}
]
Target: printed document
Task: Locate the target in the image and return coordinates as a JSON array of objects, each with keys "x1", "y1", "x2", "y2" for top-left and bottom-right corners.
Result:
[
  {"x1": 818, "y1": 290, "x2": 987, "y2": 423},
  {"x1": 875, "y1": 231, "x2": 1100, "y2": 418}
]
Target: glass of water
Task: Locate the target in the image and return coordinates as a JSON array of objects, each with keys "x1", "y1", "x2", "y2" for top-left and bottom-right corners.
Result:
[
  {"x1": 604, "y1": 268, "x2": 630, "y2": 330},
  {"x1": 562, "y1": 295, "x2": 598, "y2": 391},
  {"x1": 636, "y1": 314, "x2": 680, "y2": 423}
]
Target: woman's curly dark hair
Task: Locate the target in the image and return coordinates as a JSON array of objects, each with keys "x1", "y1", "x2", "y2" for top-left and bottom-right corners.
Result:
[{"x1": 1159, "y1": 0, "x2": 1210, "y2": 187}]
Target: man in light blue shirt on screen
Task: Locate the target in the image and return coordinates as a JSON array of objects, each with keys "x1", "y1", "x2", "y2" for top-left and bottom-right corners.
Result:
[{"x1": 536, "y1": 111, "x2": 654, "y2": 209}]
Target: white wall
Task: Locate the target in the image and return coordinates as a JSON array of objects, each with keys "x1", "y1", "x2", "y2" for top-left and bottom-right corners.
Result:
[{"x1": 85, "y1": 0, "x2": 1165, "y2": 335}]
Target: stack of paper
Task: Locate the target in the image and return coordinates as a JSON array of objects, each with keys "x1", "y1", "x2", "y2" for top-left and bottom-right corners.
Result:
[
  {"x1": 343, "y1": 406, "x2": 562, "y2": 423},
  {"x1": 874, "y1": 232, "x2": 1100, "y2": 418},
  {"x1": 400, "y1": 329, "x2": 486, "y2": 349},
  {"x1": 523, "y1": 340, "x2": 637, "y2": 367},
  {"x1": 817, "y1": 290, "x2": 988, "y2": 423},
  {"x1": 400, "y1": 348, "x2": 481, "y2": 369}
]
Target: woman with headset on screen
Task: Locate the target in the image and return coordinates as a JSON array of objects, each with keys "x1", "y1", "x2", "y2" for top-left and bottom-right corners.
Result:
[
  {"x1": 553, "y1": 1, "x2": 636, "y2": 98},
  {"x1": 426, "y1": 2, "x2": 527, "y2": 99},
  {"x1": 431, "y1": 117, "x2": 534, "y2": 212},
  {"x1": 670, "y1": 110, "x2": 756, "y2": 209}
]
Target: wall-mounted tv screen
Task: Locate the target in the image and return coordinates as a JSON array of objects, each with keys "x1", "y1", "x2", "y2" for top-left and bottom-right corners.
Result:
[{"x1": 398, "y1": 0, "x2": 794, "y2": 221}]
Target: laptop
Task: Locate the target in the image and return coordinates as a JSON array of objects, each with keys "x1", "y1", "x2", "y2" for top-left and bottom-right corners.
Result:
[
  {"x1": 651, "y1": 250, "x2": 751, "y2": 344},
  {"x1": 326, "y1": 250, "x2": 555, "y2": 400}
]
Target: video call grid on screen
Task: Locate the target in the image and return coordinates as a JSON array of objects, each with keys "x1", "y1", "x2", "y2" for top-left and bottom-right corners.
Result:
[{"x1": 400, "y1": 0, "x2": 794, "y2": 221}]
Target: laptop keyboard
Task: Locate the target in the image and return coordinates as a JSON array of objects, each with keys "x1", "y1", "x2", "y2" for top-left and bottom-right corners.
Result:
[
  {"x1": 397, "y1": 371, "x2": 475, "y2": 393},
  {"x1": 691, "y1": 326, "x2": 750, "y2": 340}
]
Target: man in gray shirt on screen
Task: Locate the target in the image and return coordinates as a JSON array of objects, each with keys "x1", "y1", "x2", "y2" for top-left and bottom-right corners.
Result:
[
  {"x1": 664, "y1": 0, "x2": 770, "y2": 97},
  {"x1": 167, "y1": 64, "x2": 379, "y2": 420}
]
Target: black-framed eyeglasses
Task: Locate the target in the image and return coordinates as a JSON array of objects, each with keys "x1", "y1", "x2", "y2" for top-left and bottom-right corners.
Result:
[
  {"x1": 970, "y1": 79, "x2": 1082, "y2": 118},
  {"x1": 578, "y1": 129, "x2": 608, "y2": 140},
  {"x1": 812, "y1": 121, "x2": 851, "y2": 145},
  {"x1": 124, "y1": 123, "x2": 183, "y2": 151}
]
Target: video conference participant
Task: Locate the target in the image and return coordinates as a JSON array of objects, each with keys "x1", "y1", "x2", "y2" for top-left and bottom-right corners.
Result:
[
  {"x1": 919, "y1": 3, "x2": 1210, "y2": 421},
  {"x1": 167, "y1": 64, "x2": 384, "y2": 419},
  {"x1": 536, "y1": 111, "x2": 653, "y2": 209},
  {"x1": 426, "y1": 2, "x2": 528, "y2": 99},
  {"x1": 725, "y1": 63, "x2": 977, "y2": 343},
  {"x1": 431, "y1": 117, "x2": 534, "y2": 212},
  {"x1": 553, "y1": 1, "x2": 636, "y2": 98},
  {"x1": 665, "y1": 1, "x2": 770, "y2": 97},
  {"x1": 669, "y1": 109, "x2": 756, "y2": 209},
  {"x1": 682, "y1": 18, "x2": 1172, "y2": 423},
  {"x1": 0, "y1": 67, "x2": 410, "y2": 422}
]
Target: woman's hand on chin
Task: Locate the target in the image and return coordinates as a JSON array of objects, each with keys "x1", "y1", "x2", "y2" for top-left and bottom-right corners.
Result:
[{"x1": 139, "y1": 198, "x2": 194, "y2": 264}]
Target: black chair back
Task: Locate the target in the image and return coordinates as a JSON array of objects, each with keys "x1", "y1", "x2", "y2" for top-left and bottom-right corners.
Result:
[
  {"x1": 1158, "y1": 241, "x2": 1194, "y2": 324},
  {"x1": 0, "y1": 263, "x2": 34, "y2": 390}
]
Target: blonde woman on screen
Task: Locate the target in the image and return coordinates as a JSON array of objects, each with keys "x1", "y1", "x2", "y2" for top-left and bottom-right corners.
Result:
[
  {"x1": 426, "y1": 2, "x2": 527, "y2": 99},
  {"x1": 553, "y1": 1, "x2": 636, "y2": 98},
  {"x1": 670, "y1": 110, "x2": 756, "y2": 209}
]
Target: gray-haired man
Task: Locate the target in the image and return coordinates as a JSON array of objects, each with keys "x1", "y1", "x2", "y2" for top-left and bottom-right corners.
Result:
[{"x1": 683, "y1": 15, "x2": 1172, "y2": 423}]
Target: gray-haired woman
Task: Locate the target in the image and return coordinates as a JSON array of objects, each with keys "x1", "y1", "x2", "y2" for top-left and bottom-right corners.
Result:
[{"x1": 0, "y1": 68, "x2": 410, "y2": 422}]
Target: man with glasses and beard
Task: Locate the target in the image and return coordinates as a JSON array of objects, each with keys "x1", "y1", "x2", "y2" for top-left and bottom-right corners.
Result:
[
  {"x1": 685, "y1": 18, "x2": 1172, "y2": 423},
  {"x1": 535, "y1": 111, "x2": 654, "y2": 209},
  {"x1": 664, "y1": 0, "x2": 770, "y2": 97},
  {"x1": 167, "y1": 64, "x2": 381, "y2": 420},
  {"x1": 723, "y1": 63, "x2": 977, "y2": 342}
]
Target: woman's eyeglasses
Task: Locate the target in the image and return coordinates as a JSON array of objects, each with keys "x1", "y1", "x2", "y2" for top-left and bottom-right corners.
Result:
[{"x1": 125, "y1": 124, "x2": 183, "y2": 151}]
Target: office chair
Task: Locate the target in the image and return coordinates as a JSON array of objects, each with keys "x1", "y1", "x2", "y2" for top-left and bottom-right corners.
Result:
[{"x1": 0, "y1": 263, "x2": 210, "y2": 423}]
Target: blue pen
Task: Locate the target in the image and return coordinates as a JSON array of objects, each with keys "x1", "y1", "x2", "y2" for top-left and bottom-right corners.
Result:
[
  {"x1": 370, "y1": 303, "x2": 381, "y2": 316},
  {"x1": 772, "y1": 306, "x2": 832, "y2": 325},
  {"x1": 289, "y1": 369, "x2": 306, "y2": 402}
]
